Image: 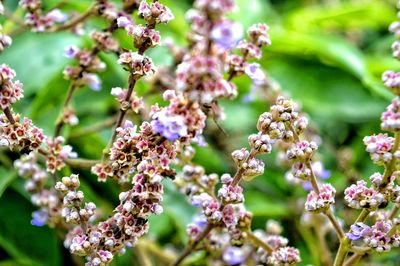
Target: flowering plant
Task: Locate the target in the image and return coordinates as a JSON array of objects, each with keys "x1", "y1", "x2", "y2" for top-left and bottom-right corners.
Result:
[{"x1": 0, "y1": 0, "x2": 400, "y2": 266}]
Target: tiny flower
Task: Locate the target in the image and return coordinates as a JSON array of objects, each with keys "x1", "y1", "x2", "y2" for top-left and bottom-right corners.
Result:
[
  {"x1": 347, "y1": 222, "x2": 371, "y2": 241},
  {"x1": 363, "y1": 133, "x2": 394, "y2": 165},
  {"x1": 31, "y1": 209, "x2": 48, "y2": 226},
  {"x1": 304, "y1": 183, "x2": 336, "y2": 212},
  {"x1": 64, "y1": 45, "x2": 80, "y2": 58},
  {"x1": 82, "y1": 73, "x2": 101, "y2": 91},
  {"x1": 223, "y1": 246, "x2": 245, "y2": 266},
  {"x1": 46, "y1": 9, "x2": 68, "y2": 23},
  {"x1": 344, "y1": 180, "x2": 385, "y2": 209},
  {"x1": 211, "y1": 20, "x2": 243, "y2": 49},
  {"x1": 381, "y1": 98, "x2": 400, "y2": 132},
  {"x1": 244, "y1": 63, "x2": 265, "y2": 84},
  {"x1": 151, "y1": 109, "x2": 188, "y2": 141}
]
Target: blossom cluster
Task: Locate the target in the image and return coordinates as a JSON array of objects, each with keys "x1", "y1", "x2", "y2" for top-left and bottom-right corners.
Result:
[
  {"x1": 14, "y1": 153, "x2": 63, "y2": 227},
  {"x1": 19, "y1": 0, "x2": 67, "y2": 32}
]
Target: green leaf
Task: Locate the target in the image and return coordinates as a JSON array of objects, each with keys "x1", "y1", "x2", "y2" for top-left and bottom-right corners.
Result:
[
  {"x1": 0, "y1": 167, "x2": 17, "y2": 198},
  {"x1": 266, "y1": 56, "x2": 388, "y2": 122},
  {"x1": 0, "y1": 190, "x2": 61, "y2": 266},
  {"x1": 268, "y1": 29, "x2": 393, "y2": 100},
  {"x1": 244, "y1": 190, "x2": 290, "y2": 217},
  {"x1": 0, "y1": 32, "x2": 79, "y2": 97}
]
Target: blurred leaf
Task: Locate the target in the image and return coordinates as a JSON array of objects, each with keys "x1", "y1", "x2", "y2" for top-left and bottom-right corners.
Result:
[
  {"x1": 0, "y1": 32, "x2": 79, "y2": 97},
  {"x1": 267, "y1": 56, "x2": 388, "y2": 122},
  {"x1": 285, "y1": 0, "x2": 395, "y2": 31},
  {"x1": 0, "y1": 168, "x2": 17, "y2": 198},
  {"x1": 244, "y1": 191, "x2": 290, "y2": 217},
  {"x1": 268, "y1": 28, "x2": 393, "y2": 100},
  {"x1": 0, "y1": 190, "x2": 61, "y2": 266},
  {"x1": 0, "y1": 260, "x2": 23, "y2": 266}
]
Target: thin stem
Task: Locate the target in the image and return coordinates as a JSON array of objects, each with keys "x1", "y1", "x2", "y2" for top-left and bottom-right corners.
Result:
[
  {"x1": 247, "y1": 231, "x2": 273, "y2": 253},
  {"x1": 68, "y1": 116, "x2": 116, "y2": 139},
  {"x1": 48, "y1": 5, "x2": 94, "y2": 32},
  {"x1": 102, "y1": 75, "x2": 137, "y2": 160},
  {"x1": 3, "y1": 107, "x2": 15, "y2": 124},
  {"x1": 355, "y1": 209, "x2": 370, "y2": 224},
  {"x1": 169, "y1": 223, "x2": 213, "y2": 266},
  {"x1": 333, "y1": 238, "x2": 350, "y2": 266},
  {"x1": 64, "y1": 158, "x2": 99, "y2": 169},
  {"x1": 343, "y1": 253, "x2": 362, "y2": 266},
  {"x1": 231, "y1": 149, "x2": 257, "y2": 186},
  {"x1": 380, "y1": 132, "x2": 400, "y2": 188},
  {"x1": 54, "y1": 82, "x2": 77, "y2": 137},
  {"x1": 138, "y1": 239, "x2": 177, "y2": 264},
  {"x1": 389, "y1": 204, "x2": 400, "y2": 220},
  {"x1": 325, "y1": 209, "x2": 346, "y2": 240}
]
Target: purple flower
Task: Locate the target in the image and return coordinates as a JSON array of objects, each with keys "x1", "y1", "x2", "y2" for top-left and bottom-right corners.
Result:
[
  {"x1": 151, "y1": 109, "x2": 188, "y2": 141},
  {"x1": 31, "y1": 209, "x2": 48, "y2": 226},
  {"x1": 46, "y1": 9, "x2": 68, "y2": 23},
  {"x1": 211, "y1": 20, "x2": 243, "y2": 49},
  {"x1": 347, "y1": 222, "x2": 371, "y2": 241},
  {"x1": 64, "y1": 45, "x2": 79, "y2": 58},
  {"x1": 312, "y1": 161, "x2": 331, "y2": 179},
  {"x1": 244, "y1": 63, "x2": 265, "y2": 84},
  {"x1": 82, "y1": 73, "x2": 101, "y2": 91},
  {"x1": 223, "y1": 246, "x2": 245, "y2": 265}
]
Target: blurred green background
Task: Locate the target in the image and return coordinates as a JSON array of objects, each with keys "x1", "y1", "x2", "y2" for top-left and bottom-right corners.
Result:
[{"x1": 0, "y1": 0, "x2": 399, "y2": 265}]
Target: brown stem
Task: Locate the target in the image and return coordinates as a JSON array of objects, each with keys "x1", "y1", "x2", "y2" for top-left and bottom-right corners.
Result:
[
  {"x1": 169, "y1": 224, "x2": 213, "y2": 266},
  {"x1": 343, "y1": 253, "x2": 362, "y2": 266},
  {"x1": 54, "y1": 82, "x2": 77, "y2": 137},
  {"x1": 102, "y1": 75, "x2": 137, "y2": 160},
  {"x1": 68, "y1": 116, "x2": 116, "y2": 139},
  {"x1": 389, "y1": 204, "x2": 400, "y2": 220},
  {"x1": 2, "y1": 107, "x2": 15, "y2": 124},
  {"x1": 247, "y1": 231, "x2": 273, "y2": 253},
  {"x1": 48, "y1": 5, "x2": 94, "y2": 32}
]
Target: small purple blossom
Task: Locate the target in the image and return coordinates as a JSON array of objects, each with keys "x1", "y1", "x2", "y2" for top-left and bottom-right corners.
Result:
[
  {"x1": 312, "y1": 161, "x2": 331, "y2": 179},
  {"x1": 211, "y1": 20, "x2": 243, "y2": 49},
  {"x1": 244, "y1": 63, "x2": 265, "y2": 84},
  {"x1": 346, "y1": 222, "x2": 371, "y2": 241},
  {"x1": 46, "y1": 9, "x2": 68, "y2": 23},
  {"x1": 31, "y1": 209, "x2": 48, "y2": 226},
  {"x1": 82, "y1": 73, "x2": 101, "y2": 91},
  {"x1": 64, "y1": 45, "x2": 79, "y2": 58},
  {"x1": 151, "y1": 109, "x2": 188, "y2": 141},
  {"x1": 223, "y1": 246, "x2": 245, "y2": 265}
]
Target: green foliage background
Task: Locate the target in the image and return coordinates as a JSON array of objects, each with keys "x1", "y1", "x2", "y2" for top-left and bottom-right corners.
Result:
[{"x1": 0, "y1": 0, "x2": 399, "y2": 265}]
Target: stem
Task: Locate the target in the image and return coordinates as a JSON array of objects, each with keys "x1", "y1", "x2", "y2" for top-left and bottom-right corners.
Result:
[
  {"x1": 231, "y1": 149, "x2": 257, "y2": 186},
  {"x1": 138, "y1": 239, "x2": 177, "y2": 264},
  {"x1": 333, "y1": 238, "x2": 350, "y2": 266},
  {"x1": 64, "y1": 158, "x2": 99, "y2": 169},
  {"x1": 3, "y1": 107, "x2": 15, "y2": 124},
  {"x1": 102, "y1": 75, "x2": 137, "y2": 160},
  {"x1": 169, "y1": 223, "x2": 213, "y2": 266},
  {"x1": 48, "y1": 5, "x2": 94, "y2": 32},
  {"x1": 68, "y1": 116, "x2": 116, "y2": 139},
  {"x1": 54, "y1": 82, "x2": 77, "y2": 137},
  {"x1": 389, "y1": 204, "x2": 400, "y2": 220},
  {"x1": 355, "y1": 209, "x2": 369, "y2": 224},
  {"x1": 247, "y1": 231, "x2": 273, "y2": 253},
  {"x1": 343, "y1": 253, "x2": 362, "y2": 266},
  {"x1": 325, "y1": 209, "x2": 345, "y2": 240},
  {"x1": 380, "y1": 132, "x2": 400, "y2": 188}
]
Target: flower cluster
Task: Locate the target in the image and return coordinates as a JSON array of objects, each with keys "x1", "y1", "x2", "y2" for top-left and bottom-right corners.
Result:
[
  {"x1": 111, "y1": 87, "x2": 144, "y2": 113},
  {"x1": 118, "y1": 52, "x2": 156, "y2": 76},
  {"x1": 63, "y1": 45, "x2": 105, "y2": 91},
  {"x1": 363, "y1": 133, "x2": 395, "y2": 165},
  {"x1": 14, "y1": 153, "x2": 63, "y2": 227},
  {"x1": 347, "y1": 220, "x2": 400, "y2": 252},
  {"x1": 0, "y1": 114, "x2": 45, "y2": 152},
  {"x1": 0, "y1": 64, "x2": 23, "y2": 109},
  {"x1": 381, "y1": 98, "x2": 400, "y2": 132},
  {"x1": 151, "y1": 90, "x2": 206, "y2": 142},
  {"x1": 305, "y1": 183, "x2": 336, "y2": 212},
  {"x1": 344, "y1": 180, "x2": 385, "y2": 209},
  {"x1": 45, "y1": 136, "x2": 77, "y2": 174},
  {"x1": 19, "y1": 0, "x2": 67, "y2": 32},
  {"x1": 0, "y1": 25, "x2": 12, "y2": 53},
  {"x1": 55, "y1": 174, "x2": 96, "y2": 225}
]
